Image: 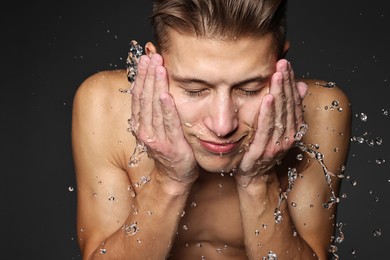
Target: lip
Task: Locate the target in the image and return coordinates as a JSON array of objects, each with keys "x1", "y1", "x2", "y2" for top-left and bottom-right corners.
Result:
[{"x1": 199, "y1": 139, "x2": 241, "y2": 154}]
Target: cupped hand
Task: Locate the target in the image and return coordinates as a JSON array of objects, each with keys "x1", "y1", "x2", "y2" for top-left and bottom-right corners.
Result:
[
  {"x1": 236, "y1": 59, "x2": 308, "y2": 187},
  {"x1": 130, "y1": 54, "x2": 199, "y2": 193}
]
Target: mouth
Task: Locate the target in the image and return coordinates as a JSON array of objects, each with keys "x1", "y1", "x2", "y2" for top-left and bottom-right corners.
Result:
[{"x1": 198, "y1": 138, "x2": 243, "y2": 155}]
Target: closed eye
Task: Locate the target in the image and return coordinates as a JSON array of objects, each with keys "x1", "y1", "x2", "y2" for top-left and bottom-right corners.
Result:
[
  {"x1": 237, "y1": 89, "x2": 262, "y2": 96},
  {"x1": 183, "y1": 88, "x2": 208, "y2": 97}
]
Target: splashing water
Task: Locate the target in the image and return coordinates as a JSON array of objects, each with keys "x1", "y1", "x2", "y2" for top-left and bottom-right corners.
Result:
[
  {"x1": 295, "y1": 140, "x2": 342, "y2": 208},
  {"x1": 272, "y1": 120, "x2": 347, "y2": 259},
  {"x1": 315, "y1": 81, "x2": 336, "y2": 88},
  {"x1": 329, "y1": 245, "x2": 339, "y2": 260},
  {"x1": 127, "y1": 118, "x2": 148, "y2": 167}
]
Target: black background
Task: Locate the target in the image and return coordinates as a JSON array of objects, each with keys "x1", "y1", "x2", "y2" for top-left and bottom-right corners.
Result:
[{"x1": 2, "y1": 1, "x2": 389, "y2": 259}]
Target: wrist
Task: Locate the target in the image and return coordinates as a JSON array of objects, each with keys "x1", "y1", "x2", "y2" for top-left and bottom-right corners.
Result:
[
  {"x1": 152, "y1": 165, "x2": 198, "y2": 196},
  {"x1": 236, "y1": 172, "x2": 278, "y2": 198}
]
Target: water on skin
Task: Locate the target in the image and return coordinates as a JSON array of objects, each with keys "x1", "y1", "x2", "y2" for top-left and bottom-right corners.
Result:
[
  {"x1": 127, "y1": 117, "x2": 148, "y2": 167},
  {"x1": 119, "y1": 81, "x2": 386, "y2": 257}
]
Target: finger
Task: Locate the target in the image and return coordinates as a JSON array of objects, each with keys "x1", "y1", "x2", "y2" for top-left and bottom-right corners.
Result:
[
  {"x1": 153, "y1": 65, "x2": 169, "y2": 138},
  {"x1": 277, "y1": 59, "x2": 296, "y2": 140},
  {"x1": 131, "y1": 55, "x2": 150, "y2": 131},
  {"x1": 285, "y1": 61, "x2": 307, "y2": 126},
  {"x1": 139, "y1": 54, "x2": 163, "y2": 135},
  {"x1": 294, "y1": 81, "x2": 308, "y2": 126},
  {"x1": 269, "y1": 71, "x2": 286, "y2": 142},
  {"x1": 240, "y1": 94, "x2": 274, "y2": 171},
  {"x1": 159, "y1": 91, "x2": 186, "y2": 143}
]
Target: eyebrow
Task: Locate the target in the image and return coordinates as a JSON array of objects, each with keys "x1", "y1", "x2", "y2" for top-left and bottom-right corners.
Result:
[{"x1": 170, "y1": 74, "x2": 270, "y2": 88}]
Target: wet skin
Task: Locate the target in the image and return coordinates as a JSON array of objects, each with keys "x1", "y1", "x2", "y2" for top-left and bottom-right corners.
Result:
[{"x1": 72, "y1": 30, "x2": 351, "y2": 259}]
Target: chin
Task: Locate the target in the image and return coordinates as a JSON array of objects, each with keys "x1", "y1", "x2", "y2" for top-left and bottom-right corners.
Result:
[{"x1": 195, "y1": 153, "x2": 243, "y2": 174}]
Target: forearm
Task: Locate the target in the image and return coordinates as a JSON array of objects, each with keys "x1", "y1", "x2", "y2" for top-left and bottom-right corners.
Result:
[
  {"x1": 88, "y1": 168, "x2": 191, "y2": 260},
  {"x1": 236, "y1": 174, "x2": 317, "y2": 260}
]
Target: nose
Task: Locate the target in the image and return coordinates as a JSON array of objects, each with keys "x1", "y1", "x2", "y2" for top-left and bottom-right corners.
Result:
[{"x1": 203, "y1": 94, "x2": 238, "y2": 137}]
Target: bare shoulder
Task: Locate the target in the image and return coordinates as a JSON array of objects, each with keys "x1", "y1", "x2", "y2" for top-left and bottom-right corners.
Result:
[
  {"x1": 301, "y1": 79, "x2": 351, "y2": 117},
  {"x1": 73, "y1": 69, "x2": 131, "y2": 112},
  {"x1": 300, "y1": 78, "x2": 352, "y2": 172},
  {"x1": 72, "y1": 69, "x2": 135, "y2": 170}
]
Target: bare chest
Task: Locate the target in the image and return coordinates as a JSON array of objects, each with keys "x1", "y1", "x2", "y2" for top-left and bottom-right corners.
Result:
[{"x1": 170, "y1": 175, "x2": 247, "y2": 258}]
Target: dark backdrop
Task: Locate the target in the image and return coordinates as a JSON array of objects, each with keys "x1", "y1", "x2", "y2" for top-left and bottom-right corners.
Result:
[{"x1": 2, "y1": 1, "x2": 389, "y2": 259}]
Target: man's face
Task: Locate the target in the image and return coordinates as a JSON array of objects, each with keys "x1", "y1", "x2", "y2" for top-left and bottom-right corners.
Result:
[{"x1": 162, "y1": 30, "x2": 279, "y2": 173}]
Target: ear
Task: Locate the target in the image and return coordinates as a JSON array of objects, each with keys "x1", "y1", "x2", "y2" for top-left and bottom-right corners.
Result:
[
  {"x1": 145, "y1": 42, "x2": 158, "y2": 57},
  {"x1": 282, "y1": 40, "x2": 290, "y2": 58}
]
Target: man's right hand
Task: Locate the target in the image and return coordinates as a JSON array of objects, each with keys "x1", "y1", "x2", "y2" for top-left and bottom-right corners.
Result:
[{"x1": 130, "y1": 54, "x2": 199, "y2": 194}]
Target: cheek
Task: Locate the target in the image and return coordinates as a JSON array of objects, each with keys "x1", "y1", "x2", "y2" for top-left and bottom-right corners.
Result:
[
  {"x1": 236, "y1": 98, "x2": 264, "y2": 126},
  {"x1": 171, "y1": 95, "x2": 203, "y2": 123}
]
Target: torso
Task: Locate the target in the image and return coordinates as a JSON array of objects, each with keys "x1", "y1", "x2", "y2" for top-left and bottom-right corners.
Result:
[{"x1": 100, "y1": 69, "x2": 344, "y2": 259}]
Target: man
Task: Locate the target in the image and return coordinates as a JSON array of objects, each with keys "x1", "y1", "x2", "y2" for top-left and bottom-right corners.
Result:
[{"x1": 71, "y1": 0, "x2": 351, "y2": 259}]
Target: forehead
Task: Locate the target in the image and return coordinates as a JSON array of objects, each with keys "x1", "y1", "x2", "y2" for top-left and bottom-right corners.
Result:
[{"x1": 162, "y1": 30, "x2": 278, "y2": 83}]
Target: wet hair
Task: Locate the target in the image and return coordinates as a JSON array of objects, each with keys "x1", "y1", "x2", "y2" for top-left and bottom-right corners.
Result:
[{"x1": 151, "y1": 0, "x2": 288, "y2": 56}]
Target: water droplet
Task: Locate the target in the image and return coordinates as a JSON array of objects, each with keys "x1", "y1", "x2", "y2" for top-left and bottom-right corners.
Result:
[
  {"x1": 183, "y1": 225, "x2": 188, "y2": 230},
  {"x1": 124, "y1": 222, "x2": 140, "y2": 236},
  {"x1": 68, "y1": 186, "x2": 74, "y2": 192},
  {"x1": 100, "y1": 249, "x2": 107, "y2": 254},
  {"x1": 296, "y1": 154, "x2": 304, "y2": 161},
  {"x1": 291, "y1": 202, "x2": 297, "y2": 207},
  {"x1": 373, "y1": 228, "x2": 382, "y2": 237},
  {"x1": 315, "y1": 152, "x2": 324, "y2": 160},
  {"x1": 381, "y1": 108, "x2": 388, "y2": 116},
  {"x1": 329, "y1": 244, "x2": 338, "y2": 253},
  {"x1": 375, "y1": 137, "x2": 383, "y2": 145},
  {"x1": 128, "y1": 140, "x2": 148, "y2": 168},
  {"x1": 255, "y1": 229, "x2": 260, "y2": 236},
  {"x1": 376, "y1": 159, "x2": 386, "y2": 165},
  {"x1": 266, "y1": 251, "x2": 278, "y2": 260},
  {"x1": 332, "y1": 100, "x2": 339, "y2": 107},
  {"x1": 191, "y1": 202, "x2": 197, "y2": 207},
  {"x1": 274, "y1": 208, "x2": 283, "y2": 223},
  {"x1": 108, "y1": 196, "x2": 115, "y2": 201},
  {"x1": 359, "y1": 112, "x2": 368, "y2": 122}
]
